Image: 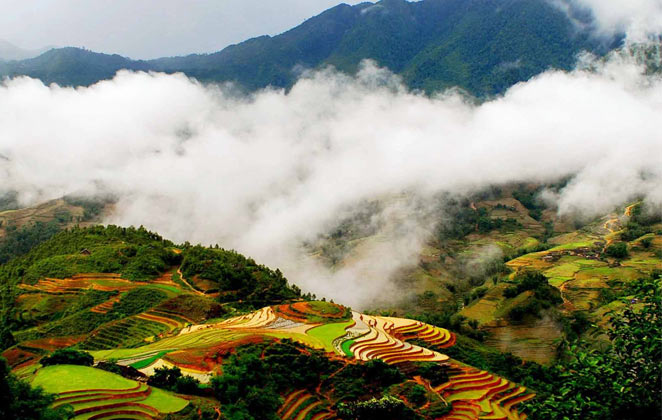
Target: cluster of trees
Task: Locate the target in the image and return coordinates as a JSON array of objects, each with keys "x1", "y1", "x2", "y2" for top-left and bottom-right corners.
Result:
[
  {"x1": 512, "y1": 187, "x2": 546, "y2": 221},
  {"x1": 62, "y1": 196, "x2": 107, "y2": 222},
  {"x1": 41, "y1": 349, "x2": 93, "y2": 367},
  {"x1": 0, "y1": 225, "x2": 179, "y2": 285},
  {"x1": 620, "y1": 203, "x2": 661, "y2": 243},
  {"x1": 605, "y1": 242, "x2": 628, "y2": 259},
  {"x1": 437, "y1": 205, "x2": 521, "y2": 241},
  {"x1": 0, "y1": 221, "x2": 61, "y2": 265},
  {"x1": 148, "y1": 366, "x2": 205, "y2": 396},
  {"x1": 210, "y1": 339, "x2": 416, "y2": 420},
  {"x1": 522, "y1": 275, "x2": 661, "y2": 419},
  {"x1": 211, "y1": 339, "x2": 339, "y2": 420},
  {"x1": 0, "y1": 357, "x2": 71, "y2": 420},
  {"x1": 180, "y1": 245, "x2": 301, "y2": 306},
  {"x1": 0, "y1": 0, "x2": 611, "y2": 97},
  {"x1": 338, "y1": 396, "x2": 417, "y2": 420},
  {"x1": 503, "y1": 271, "x2": 563, "y2": 320}
]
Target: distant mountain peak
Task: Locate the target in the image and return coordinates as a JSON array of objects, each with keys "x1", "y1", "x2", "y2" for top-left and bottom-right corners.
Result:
[
  {"x1": 0, "y1": 39, "x2": 54, "y2": 61},
  {"x1": 0, "y1": 0, "x2": 618, "y2": 95}
]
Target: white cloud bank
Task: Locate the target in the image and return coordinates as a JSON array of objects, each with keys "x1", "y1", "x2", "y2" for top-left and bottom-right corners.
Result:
[
  {"x1": 0, "y1": 50, "x2": 661, "y2": 307},
  {"x1": 554, "y1": 0, "x2": 662, "y2": 42}
]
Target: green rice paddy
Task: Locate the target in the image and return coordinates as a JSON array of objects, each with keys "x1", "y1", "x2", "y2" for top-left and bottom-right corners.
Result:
[
  {"x1": 307, "y1": 321, "x2": 354, "y2": 351},
  {"x1": 32, "y1": 365, "x2": 136, "y2": 393}
]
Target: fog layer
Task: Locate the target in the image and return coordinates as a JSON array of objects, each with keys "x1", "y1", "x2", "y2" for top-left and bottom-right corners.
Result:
[{"x1": 0, "y1": 47, "x2": 661, "y2": 307}]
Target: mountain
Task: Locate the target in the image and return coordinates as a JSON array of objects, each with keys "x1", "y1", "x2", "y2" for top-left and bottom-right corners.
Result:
[
  {"x1": 0, "y1": 40, "x2": 53, "y2": 61},
  {"x1": 0, "y1": 47, "x2": 151, "y2": 87},
  {"x1": 0, "y1": 200, "x2": 659, "y2": 419},
  {"x1": 0, "y1": 225, "x2": 534, "y2": 420},
  {"x1": 0, "y1": 0, "x2": 621, "y2": 96}
]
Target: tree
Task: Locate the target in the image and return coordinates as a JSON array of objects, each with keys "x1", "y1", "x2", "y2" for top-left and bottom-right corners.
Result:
[
  {"x1": 41, "y1": 349, "x2": 93, "y2": 367},
  {"x1": 522, "y1": 275, "x2": 661, "y2": 419},
  {"x1": 0, "y1": 357, "x2": 72, "y2": 420},
  {"x1": 337, "y1": 396, "x2": 419, "y2": 420},
  {"x1": 605, "y1": 242, "x2": 628, "y2": 259}
]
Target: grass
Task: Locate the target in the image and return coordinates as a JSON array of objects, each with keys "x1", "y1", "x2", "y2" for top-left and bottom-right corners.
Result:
[
  {"x1": 446, "y1": 389, "x2": 488, "y2": 401},
  {"x1": 92, "y1": 328, "x2": 248, "y2": 361},
  {"x1": 129, "y1": 350, "x2": 172, "y2": 369},
  {"x1": 32, "y1": 365, "x2": 136, "y2": 393},
  {"x1": 307, "y1": 321, "x2": 354, "y2": 352},
  {"x1": 341, "y1": 339, "x2": 355, "y2": 357},
  {"x1": 307, "y1": 301, "x2": 343, "y2": 316},
  {"x1": 547, "y1": 241, "x2": 595, "y2": 251},
  {"x1": 141, "y1": 387, "x2": 189, "y2": 413},
  {"x1": 543, "y1": 263, "x2": 580, "y2": 278},
  {"x1": 264, "y1": 331, "x2": 325, "y2": 350}
]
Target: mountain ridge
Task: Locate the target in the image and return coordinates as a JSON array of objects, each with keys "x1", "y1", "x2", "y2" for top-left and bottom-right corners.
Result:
[{"x1": 0, "y1": 0, "x2": 621, "y2": 96}]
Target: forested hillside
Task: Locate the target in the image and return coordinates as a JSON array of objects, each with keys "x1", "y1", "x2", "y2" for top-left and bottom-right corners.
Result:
[{"x1": 0, "y1": 0, "x2": 620, "y2": 96}]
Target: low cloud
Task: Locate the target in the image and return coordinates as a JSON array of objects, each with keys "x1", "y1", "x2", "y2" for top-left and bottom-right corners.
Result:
[
  {"x1": 0, "y1": 49, "x2": 661, "y2": 308},
  {"x1": 552, "y1": 0, "x2": 662, "y2": 42}
]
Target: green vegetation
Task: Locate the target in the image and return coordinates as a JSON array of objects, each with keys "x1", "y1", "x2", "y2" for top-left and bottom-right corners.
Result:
[
  {"x1": 523, "y1": 275, "x2": 661, "y2": 420},
  {"x1": 142, "y1": 387, "x2": 190, "y2": 413},
  {"x1": 148, "y1": 366, "x2": 204, "y2": 395},
  {"x1": 502, "y1": 271, "x2": 563, "y2": 320},
  {"x1": 338, "y1": 395, "x2": 418, "y2": 420},
  {"x1": 1, "y1": 196, "x2": 658, "y2": 420},
  {"x1": 437, "y1": 205, "x2": 521, "y2": 241},
  {"x1": 40, "y1": 349, "x2": 93, "y2": 367},
  {"x1": 513, "y1": 186, "x2": 545, "y2": 221},
  {"x1": 0, "y1": 0, "x2": 614, "y2": 97},
  {"x1": 108, "y1": 288, "x2": 168, "y2": 318},
  {"x1": 307, "y1": 321, "x2": 354, "y2": 351},
  {"x1": 605, "y1": 242, "x2": 628, "y2": 259},
  {"x1": 180, "y1": 245, "x2": 300, "y2": 305},
  {"x1": 0, "y1": 221, "x2": 61, "y2": 264},
  {"x1": 0, "y1": 358, "x2": 71, "y2": 420},
  {"x1": 61, "y1": 196, "x2": 107, "y2": 222},
  {"x1": 31, "y1": 365, "x2": 136, "y2": 393},
  {"x1": 0, "y1": 225, "x2": 179, "y2": 284}
]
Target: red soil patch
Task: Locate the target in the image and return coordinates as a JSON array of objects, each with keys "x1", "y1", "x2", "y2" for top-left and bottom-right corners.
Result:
[
  {"x1": 164, "y1": 335, "x2": 266, "y2": 371},
  {"x1": 21, "y1": 274, "x2": 149, "y2": 294},
  {"x1": 22, "y1": 335, "x2": 85, "y2": 351},
  {"x1": 90, "y1": 296, "x2": 121, "y2": 314},
  {"x1": 190, "y1": 276, "x2": 219, "y2": 293},
  {"x1": 88, "y1": 410, "x2": 154, "y2": 420},
  {"x1": 74, "y1": 401, "x2": 159, "y2": 416},
  {"x1": 58, "y1": 384, "x2": 142, "y2": 396},
  {"x1": 56, "y1": 386, "x2": 151, "y2": 406},
  {"x1": 1, "y1": 347, "x2": 39, "y2": 369}
]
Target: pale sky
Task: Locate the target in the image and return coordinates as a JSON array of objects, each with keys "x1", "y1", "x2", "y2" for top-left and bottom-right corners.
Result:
[{"x1": 0, "y1": 0, "x2": 367, "y2": 59}]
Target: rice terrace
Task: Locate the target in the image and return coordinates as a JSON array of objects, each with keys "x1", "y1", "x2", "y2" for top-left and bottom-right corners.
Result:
[{"x1": 1, "y1": 0, "x2": 662, "y2": 419}]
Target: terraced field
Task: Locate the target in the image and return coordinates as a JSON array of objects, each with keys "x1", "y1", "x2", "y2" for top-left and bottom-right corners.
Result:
[
  {"x1": 80, "y1": 317, "x2": 169, "y2": 350},
  {"x1": 31, "y1": 365, "x2": 188, "y2": 420},
  {"x1": 436, "y1": 365, "x2": 533, "y2": 420},
  {"x1": 278, "y1": 390, "x2": 331, "y2": 420}
]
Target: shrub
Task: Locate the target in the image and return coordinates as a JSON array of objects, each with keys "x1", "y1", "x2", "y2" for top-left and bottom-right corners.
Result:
[
  {"x1": 1, "y1": 357, "x2": 72, "y2": 420},
  {"x1": 41, "y1": 348, "x2": 93, "y2": 367},
  {"x1": 605, "y1": 243, "x2": 628, "y2": 259},
  {"x1": 337, "y1": 396, "x2": 420, "y2": 420},
  {"x1": 405, "y1": 384, "x2": 428, "y2": 406}
]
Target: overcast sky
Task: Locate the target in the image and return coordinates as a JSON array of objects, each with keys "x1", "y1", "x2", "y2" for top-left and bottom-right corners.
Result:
[{"x1": 0, "y1": 0, "x2": 366, "y2": 59}]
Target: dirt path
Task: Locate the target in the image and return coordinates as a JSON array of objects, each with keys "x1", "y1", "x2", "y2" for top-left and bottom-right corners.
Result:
[
  {"x1": 558, "y1": 281, "x2": 575, "y2": 311},
  {"x1": 601, "y1": 203, "x2": 637, "y2": 252},
  {"x1": 176, "y1": 267, "x2": 205, "y2": 296}
]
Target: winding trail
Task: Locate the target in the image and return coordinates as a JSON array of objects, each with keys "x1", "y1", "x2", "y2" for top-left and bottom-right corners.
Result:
[
  {"x1": 601, "y1": 203, "x2": 638, "y2": 252},
  {"x1": 560, "y1": 203, "x2": 638, "y2": 310},
  {"x1": 176, "y1": 267, "x2": 205, "y2": 296}
]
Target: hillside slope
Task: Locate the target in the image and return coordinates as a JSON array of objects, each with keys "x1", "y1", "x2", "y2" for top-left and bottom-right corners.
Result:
[
  {"x1": 0, "y1": 0, "x2": 619, "y2": 96},
  {"x1": 0, "y1": 226, "x2": 537, "y2": 420}
]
